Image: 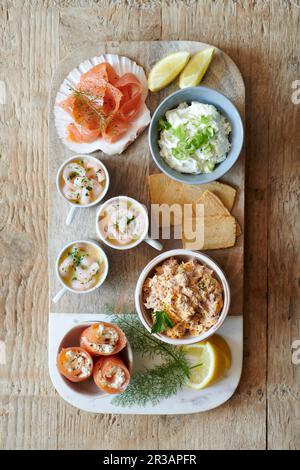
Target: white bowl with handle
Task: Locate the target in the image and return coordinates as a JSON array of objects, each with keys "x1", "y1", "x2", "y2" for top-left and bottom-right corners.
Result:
[
  {"x1": 52, "y1": 239, "x2": 109, "y2": 304},
  {"x1": 95, "y1": 195, "x2": 163, "y2": 251},
  {"x1": 56, "y1": 154, "x2": 110, "y2": 225}
]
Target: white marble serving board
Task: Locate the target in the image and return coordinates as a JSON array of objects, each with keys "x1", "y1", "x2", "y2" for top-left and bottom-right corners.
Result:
[{"x1": 49, "y1": 313, "x2": 243, "y2": 415}]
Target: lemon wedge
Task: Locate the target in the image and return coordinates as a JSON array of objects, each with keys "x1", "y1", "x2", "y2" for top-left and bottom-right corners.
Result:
[
  {"x1": 182, "y1": 335, "x2": 230, "y2": 390},
  {"x1": 179, "y1": 47, "x2": 215, "y2": 89},
  {"x1": 148, "y1": 51, "x2": 191, "y2": 92},
  {"x1": 208, "y1": 334, "x2": 231, "y2": 369}
]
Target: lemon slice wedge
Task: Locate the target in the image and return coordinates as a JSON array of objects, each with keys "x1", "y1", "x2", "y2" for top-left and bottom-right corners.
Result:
[
  {"x1": 182, "y1": 336, "x2": 230, "y2": 390},
  {"x1": 208, "y1": 334, "x2": 231, "y2": 369},
  {"x1": 179, "y1": 47, "x2": 215, "y2": 89},
  {"x1": 148, "y1": 51, "x2": 191, "y2": 92}
]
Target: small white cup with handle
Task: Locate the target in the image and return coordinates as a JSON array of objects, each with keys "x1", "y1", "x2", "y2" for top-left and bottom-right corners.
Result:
[
  {"x1": 95, "y1": 196, "x2": 163, "y2": 251},
  {"x1": 52, "y1": 239, "x2": 109, "y2": 304},
  {"x1": 56, "y1": 155, "x2": 110, "y2": 225}
]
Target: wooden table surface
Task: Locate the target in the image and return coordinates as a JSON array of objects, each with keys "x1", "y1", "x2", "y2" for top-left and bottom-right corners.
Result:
[{"x1": 0, "y1": 0, "x2": 299, "y2": 450}]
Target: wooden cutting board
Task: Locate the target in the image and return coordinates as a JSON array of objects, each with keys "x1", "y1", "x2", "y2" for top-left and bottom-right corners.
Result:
[{"x1": 48, "y1": 41, "x2": 245, "y2": 316}]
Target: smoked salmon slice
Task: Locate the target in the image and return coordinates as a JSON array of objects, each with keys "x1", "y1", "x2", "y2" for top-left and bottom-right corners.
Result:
[
  {"x1": 60, "y1": 94, "x2": 76, "y2": 115},
  {"x1": 57, "y1": 347, "x2": 93, "y2": 383},
  {"x1": 80, "y1": 63, "x2": 119, "y2": 88},
  {"x1": 102, "y1": 117, "x2": 130, "y2": 143},
  {"x1": 101, "y1": 81, "x2": 123, "y2": 116},
  {"x1": 93, "y1": 355, "x2": 130, "y2": 394},
  {"x1": 60, "y1": 62, "x2": 143, "y2": 144},
  {"x1": 80, "y1": 322, "x2": 127, "y2": 356},
  {"x1": 67, "y1": 123, "x2": 101, "y2": 143},
  {"x1": 115, "y1": 73, "x2": 143, "y2": 121}
]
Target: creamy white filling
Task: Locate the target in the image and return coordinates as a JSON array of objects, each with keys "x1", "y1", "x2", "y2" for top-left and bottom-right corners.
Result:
[
  {"x1": 89, "y1": 342, "x2": 114, "y2": 354},
  {"x1": 82, "y1": 323, "x2": 119, "y2": 354},
  {"x1": 159, "y1": 102, "x2": 231, "y2": 175},
  {"x1": 64, "y1": 350, "x2": 92, "y2": 378},
  {"x1": 95, "y1": 323, "x2": 119, "y2": 343},
  {"x1": 102, "y1": 365, "x2": 125, "y2": 389}
]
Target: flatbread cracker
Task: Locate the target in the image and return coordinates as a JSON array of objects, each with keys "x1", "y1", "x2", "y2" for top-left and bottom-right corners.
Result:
[
  {"x1": 148, "y1": 174, "x2": 236, "y2": 210},
  {"x1": 149, "y1": 173, "x2": 183, "y2": 205},
  {"x1": 236, "y1": 221, "x2": 242, "y2": 237},
  {"x1": 196, "y1": 190, "x2": 242, "y2": 236},
  {"x1": 182, "y1": 215, "x2": 236, "y2": 250},
  {"x1": 192, "y1": 182, "x2": 236, "y2": 211},
  {"x1": 196, "y1": 190, "x2": 231, "y2": 217}
]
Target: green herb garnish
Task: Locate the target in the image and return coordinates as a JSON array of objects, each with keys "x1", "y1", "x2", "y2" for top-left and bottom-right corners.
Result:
[
  {"x1": 158, "y1": 118, "x2": 171, "y2": 131},
  {"x1": 67, "y1": 82, "x2": 109, "y2": 131},
  {"x1": 199, "y1": 115, "x2": 213, "y2": 125},
  {"x1": 151, "y1": 310, "x2": 174, "y2": 334},
  {"x1": 69, "y1": 246, "x2": 84, "y2": 267},
  {"x1": 190, "y1": 362, "x2": 203, "y2": 370},
  {"x1": 163, "y1": 115, "x2": 216, "y2": 161},
  {"x1": 171, "y1": 126, "x2": 214, "y2": 160},
  {"x1": 127, "y1": 215, "x2": 135, "y2": 225},
  {"x1": 172, "y1": 123, "x2": 188, "y2": 140},
  {"x1": 68, "y1": 171, "x2": 79, "y2": 180},
  {"x1": 107, "y1": 313, "x2": 190, "y2": 407},
  {"x1": 114, "y1": 360, "x2": 188, "y2": 407}
]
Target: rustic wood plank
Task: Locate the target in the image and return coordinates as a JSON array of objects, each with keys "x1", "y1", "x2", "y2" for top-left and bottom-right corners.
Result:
[
  {"x1": 1, "y1": 0, "x2": 299, "y2": 451},
  {"x1": 266, "y1": 0, "x2": 300, "y2": 450},
  {"x1": 0, "y1": 0, "x2": 60, "y2": 450}
]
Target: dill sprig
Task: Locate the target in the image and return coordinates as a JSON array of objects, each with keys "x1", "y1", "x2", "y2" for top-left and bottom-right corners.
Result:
[
  {"x1": 66, "y1": 82, "x2": 109, "y2": 130},
  {"x1": 68, "y1": 246, "x2": 85, "y2": 267},
  {"x1": 109, "y1": 313, "x2": 190, "y2": 407},
  {"x1": 113, "y1": 360, "x2": 188, "y2": 407},
  {"x1": 110, "y1": 314, "x2": 189, "y2": 375}
]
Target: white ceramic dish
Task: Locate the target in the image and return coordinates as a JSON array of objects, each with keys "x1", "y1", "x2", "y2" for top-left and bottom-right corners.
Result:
[
  {"x1": 49, "y1": 313, "x2": 243, "y2": 414},
  {"x1": 95, "y1": 195, "x2": 163, "y2": 251},
  {"x1": 135, "y1": 249, "x2": 230, "y2": 345},
  {"x1": 54, "y1": 54, "x2": 151, "y2": 155},
  {"x1": 56, "y1": 322, "x2": 133, "y2": 398},
  {"x1": 56, "y1": 155, "x2": 110, "y2": 225},
  {"x1": 52, "y1": 240, "x2": 109, "y2": 304}
]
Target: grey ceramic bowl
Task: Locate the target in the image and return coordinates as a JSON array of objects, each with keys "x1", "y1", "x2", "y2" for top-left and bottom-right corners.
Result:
[{"x1": 148, "y1": 86, "x2": 244, "y2": 185}]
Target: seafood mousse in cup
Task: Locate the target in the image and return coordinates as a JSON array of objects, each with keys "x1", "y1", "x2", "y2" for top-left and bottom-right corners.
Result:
[
  {"x1": 96, "y1": 196, "x2": 162, "y2": 251},
  {"x1": 56, "y1": 155, "x2": 109, "y2": 225},
  {"x1": 53, "y1": 240, "x2": 109, "y2": 303}
]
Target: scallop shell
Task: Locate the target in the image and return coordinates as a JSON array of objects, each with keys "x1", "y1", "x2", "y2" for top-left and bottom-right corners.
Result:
[{"x1": 54, "y1": 54, "x2": 151, "y2": 155}]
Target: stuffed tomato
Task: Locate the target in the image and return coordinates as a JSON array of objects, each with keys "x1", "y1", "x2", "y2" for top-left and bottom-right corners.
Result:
[
  {"x1": 80, "y1": 322, "x2": 127, "y2": 356},
  {"x1": 93, "y1": 355, "x2": 130, "y2": 394}
]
